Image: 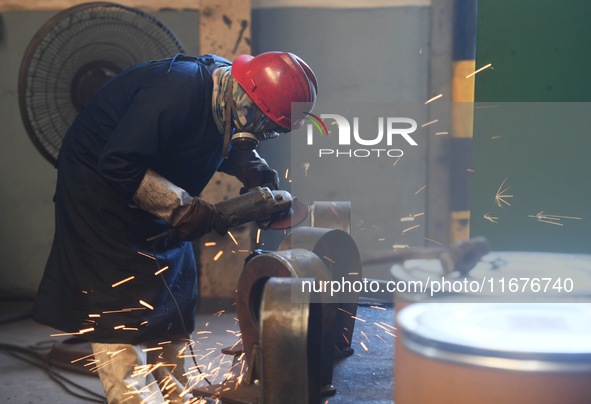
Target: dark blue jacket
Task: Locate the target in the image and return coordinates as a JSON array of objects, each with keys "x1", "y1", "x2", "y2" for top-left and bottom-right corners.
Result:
[{"x1": 33, "y1": 54, "x2": 257, "y2": 344}]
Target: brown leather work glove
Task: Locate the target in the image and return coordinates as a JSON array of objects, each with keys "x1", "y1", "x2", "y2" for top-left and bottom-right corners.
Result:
[{"x1": 171, "y1": 197, "x2": 228, "y2": 240}]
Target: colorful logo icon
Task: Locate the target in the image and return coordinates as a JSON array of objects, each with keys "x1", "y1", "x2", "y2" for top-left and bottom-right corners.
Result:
[{"x1": 304, "y1": 112, "x2": 329, "y2": 136}]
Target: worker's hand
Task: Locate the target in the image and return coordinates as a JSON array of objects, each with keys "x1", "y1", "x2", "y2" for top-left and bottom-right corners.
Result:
[
  {"x1": 239, "y1": 163, "x2": 280, "y2": 195},
  {"x1": 171, "y1": 197, "x2": 228, "y2": 240}
]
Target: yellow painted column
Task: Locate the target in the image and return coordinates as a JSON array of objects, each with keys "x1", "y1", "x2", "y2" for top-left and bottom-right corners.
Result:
[{"x1": 449, "y1": 0, "x2": 477, "y2": 243}]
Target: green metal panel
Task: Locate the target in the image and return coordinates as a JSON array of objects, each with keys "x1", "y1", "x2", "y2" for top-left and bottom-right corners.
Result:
[{"x1": 471, "y1": 0, "x2": 591, "y2": 253}]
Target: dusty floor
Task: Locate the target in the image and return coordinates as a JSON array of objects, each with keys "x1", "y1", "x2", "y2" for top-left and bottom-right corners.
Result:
[{"x1": 0, "y1": 301, "x2": 394, "y2": 403}]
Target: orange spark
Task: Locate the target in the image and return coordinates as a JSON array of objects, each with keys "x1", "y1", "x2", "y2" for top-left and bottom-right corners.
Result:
[
  {"x1": 102, "y1": 308, "x2": 144, "y2": 314},
  {"x1": 528, "y1": 211, "x2": 582, "y2": 226},
  {"x1": 227, "y1": 231, "x2": 239, "y2": 246},
  {"x1": 425, "y1": 93, "x2": 443, "y2": 104},
  {"x1": 484, "y1": 213, "x2": 498, "y2": 224},
  {"x1": 466, "y1": 63, "x2": 492, "y2": 78},
  {"x1": 495, "y1": 177, "x2": 513, "y2": 207},
  {"x1": 374, "y1": 323, "x2": 392, "y2": 333},
  {"x1": 139, "y1": 300, "x2": 154, "y2": 310},
  {"x1": 154, "y1": 266, "x2": 169, "y2": 275},
  {"x1": 137, "y1": 251, "x2": 156, "y2": 260},
  {"x1": 421, "y1": 119, "x2": 439, "y2": 128},
  {"x1": 338, "y1": 307, "x2": 354, "y2": 316},
  {"x1": 303, "y1": 162, "x2": 310, "y2": 177},
  {"x1": 323, "y1": 255, "x2": 336, "y2": 264},
  {"x1": 361, "y1": 331, "x2": 371, "y2": 342},
  {"x1": 111, "y1": 276, "x2": 135, "y2": 288},
  {"x1": 142, "y1": 347, "x2": 163, "y2": 352},
  {"x1": 402, "y1": 224, "x2": 421, "y2": 235},
  {"x1": 379, "y1": 321, "x2": 397, "y2": 331},
  {"x1": 213, "y1": 250, "x2": 224, "y2": 261},
  {"x1": 71, "y1": 352, "x2": 99, "y2": 363},
  {"x1": 424, "y1": 237, "x2": 443, "y2": 245},
  {"x1": 392, "y1": 244, "x2": 410, "y2": 249}
]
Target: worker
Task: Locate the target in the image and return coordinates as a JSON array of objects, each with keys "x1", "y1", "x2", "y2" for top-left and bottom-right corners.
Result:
[{"x1": 32, "y1": 51, "x2": 318, "y2": 403}]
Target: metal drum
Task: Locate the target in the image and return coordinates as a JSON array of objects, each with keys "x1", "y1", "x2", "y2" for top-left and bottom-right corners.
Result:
[{"x1": 395, "y1": 300, "x2": 591, "y2": 404}]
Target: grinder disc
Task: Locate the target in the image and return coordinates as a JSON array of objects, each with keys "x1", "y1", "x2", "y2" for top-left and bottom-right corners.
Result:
[{"x1": 268, "y1": 199, "x2": 309, "y2": 230}]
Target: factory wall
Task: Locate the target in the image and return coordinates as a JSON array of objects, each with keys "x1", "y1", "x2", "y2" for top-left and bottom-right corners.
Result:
[
  {"x1": 470, "y1": 0, "x2": 591, "y2": 253},
  {"x1": 253, "y1": 0, "x2": 432, "y2": 280},
  {"x1": 0, "y1": 0, "x2": 433, "y2": 296}
]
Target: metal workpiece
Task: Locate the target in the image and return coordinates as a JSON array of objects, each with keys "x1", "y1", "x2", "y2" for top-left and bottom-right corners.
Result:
[
  {"x1": 194, "y1": 216, "x2": 364, "y2": 402},
  {"x1": 279, "y1": 227, "x2": 362, "y2": 358},
  {"x1": 236, "y1": 249, "x2": 332, "y2": 384},
  {"x1": 259, "y1": 278, "x2": 323, "y2": 404},
  {"x1": 310, "y1": 201, "x2": 352, "y2": 234}
]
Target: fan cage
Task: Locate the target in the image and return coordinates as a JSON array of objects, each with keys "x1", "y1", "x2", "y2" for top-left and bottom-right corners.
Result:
[{"x1": 18, "y1": 2, "x2": 186, "y2": 165}]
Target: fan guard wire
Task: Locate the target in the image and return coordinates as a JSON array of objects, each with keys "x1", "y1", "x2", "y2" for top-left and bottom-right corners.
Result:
[{"x1": 18, "y1": 2, "x2": 186, "y2": 165}]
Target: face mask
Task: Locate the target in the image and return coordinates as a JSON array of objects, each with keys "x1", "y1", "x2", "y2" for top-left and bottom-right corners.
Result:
[
  {"x1": 229, "y1": 130, "x2": 278, "y2": 151},
  {"x1": 224, "y1": 83, "x2": 289, "y2": 155},
  {"x1": 213, "y1": 66, "x2": 288, "y2": 156}
]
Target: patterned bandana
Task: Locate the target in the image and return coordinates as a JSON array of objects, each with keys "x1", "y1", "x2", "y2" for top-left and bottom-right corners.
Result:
[{"x1": 211, "y1": 65, "x2": 273, "y2": 135}]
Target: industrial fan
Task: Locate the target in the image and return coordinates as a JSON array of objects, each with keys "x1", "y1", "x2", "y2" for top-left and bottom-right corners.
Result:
[{"x1": 18, "y1": 2, "x2": 186, "y2": 165}]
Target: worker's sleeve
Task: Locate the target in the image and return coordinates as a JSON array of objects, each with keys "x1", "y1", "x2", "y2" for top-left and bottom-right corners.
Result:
[
  {"x1": 218, "y1": 148, "x2": 280, "y2": 192},
  {"x1": 96, "y1": 87, "x2": 182, "y2": 200}
]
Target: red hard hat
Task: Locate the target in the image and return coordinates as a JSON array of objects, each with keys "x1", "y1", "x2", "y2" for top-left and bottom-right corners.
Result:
[{"x1": 232, "y1": 51, "x2": 318, "y2": 130}]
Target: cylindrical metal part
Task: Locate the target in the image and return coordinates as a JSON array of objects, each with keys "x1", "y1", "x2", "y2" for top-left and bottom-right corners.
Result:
[
  {"x1": 310, "y1": 201, "x2": 352, "y2": 234},
  {"x1": 395, "y1": 299, "x2": 591, "y2": 404},
  {"x1": 279, "y1": 227, "x2": 362, "y2": 357},
  {"x1": 259, "y1": 278, "x2": 322, "y2": 404},
  {"x1": 236, "y1": 249, "x2": 331, "y2": 382}
]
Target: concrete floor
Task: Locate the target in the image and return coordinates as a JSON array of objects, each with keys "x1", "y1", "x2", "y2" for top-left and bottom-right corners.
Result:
[{"x1": 0, "y1": 301, "x2": 395, "y2": 403}]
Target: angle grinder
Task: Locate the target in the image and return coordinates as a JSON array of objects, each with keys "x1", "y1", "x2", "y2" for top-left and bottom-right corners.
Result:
[{"x1": 215, "y1": 186, "x2": 308, "y2": 231}]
